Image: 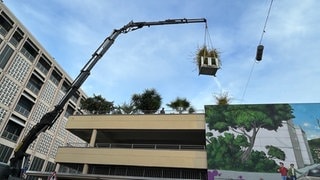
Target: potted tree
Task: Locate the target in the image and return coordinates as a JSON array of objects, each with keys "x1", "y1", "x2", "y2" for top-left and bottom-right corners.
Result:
[{"x1": 196, "y1": 46, "x2": 220, "y2": 76}]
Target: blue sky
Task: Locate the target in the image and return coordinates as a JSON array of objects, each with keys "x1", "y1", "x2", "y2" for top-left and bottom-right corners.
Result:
[{"x1": 4, "y1": 1, "x2": 320, "y2": 139}]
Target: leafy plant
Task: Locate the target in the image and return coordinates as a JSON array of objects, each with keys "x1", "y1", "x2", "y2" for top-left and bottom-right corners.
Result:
[
  {"x1": 80, "y1": 94, "x2": 114, "y2": 114},
  {"x1": 167, "y1": 97, "x2": 191, "y2": 114},
  {"x1": 266, "y1": 145, "x2": 286, "y2": 160},
  {"x1": 131, "y1": 88, "x2": 162, "y2": 114},
  {"x1": 196, "y1": 46, "x2": 220, "y2": 68},
  {"x1": 205, "y1": 104, "x2": 295, "y2": 162}
]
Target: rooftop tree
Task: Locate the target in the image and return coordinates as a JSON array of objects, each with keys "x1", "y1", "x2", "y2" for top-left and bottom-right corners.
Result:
[
  {"x1": 80, "y1": 94, "x2": 114, "y2": 114},
  {"x1": 167, "y1": 97, "x2": 191, "y2": 114},
  {"x1": 131, "y1": 88, "x2": 162, "y2": 114}
]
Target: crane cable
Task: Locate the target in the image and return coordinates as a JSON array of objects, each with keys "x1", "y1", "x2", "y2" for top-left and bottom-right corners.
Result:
[
  {"x1": 241, "y1": 0, "x2": 274, "y2": 103},
  {"x1": 203, "y1": 23, "x2": 214, "y2": 51}
]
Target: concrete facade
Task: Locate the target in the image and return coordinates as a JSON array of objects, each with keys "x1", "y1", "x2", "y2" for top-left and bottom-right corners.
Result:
[
  {"x1": 55, "y1": 114, "x2": 208, "y2": 179},
  {"x1": 0, "y1": 2, "x2": 86, "y2": 173}
]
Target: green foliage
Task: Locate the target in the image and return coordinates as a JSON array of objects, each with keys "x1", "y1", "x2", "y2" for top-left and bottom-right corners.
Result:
[
  {"x1": 188, "y1": 106, "x2": 195, "y2": 114},
  {"x1": 205, "y1": 104, "x2": 294, "y2": 163},
  {"x1": 131, "y1": 88, "x2": 162, "y2": 114},
  {"x1": 206, "y1": 133, "x2": 278, "y2": 172},
  {"x1": 243, "y1": 150, "x2": 278, "y2": 172},
  {"x1": 266, "y1": 145, "x2": 286, "y2": 160},
  {"x1": 207, "y1": 133, "x2": 243, "y2": 170},
  {"x1": 196, "y1": 46, "x2": 220, "y2": 67},
  {"x1": 205, "y1": 105, "x2": 229, "y2": 132},
  {"x1": 214, "y1": 92, "x2": 231, "y2": 105},
  {"x1": 167, "y1": 97, "x2": 191, "y2": 114},
  {"x1": 120, "y1": 102, "x2": 137, "y2": 114},
  {"x1": 80, "y1": 94, "x2": 114, "y2": 114},
  {"x1": 308, "y1": 138, "x2": 320, "y2": 163}
]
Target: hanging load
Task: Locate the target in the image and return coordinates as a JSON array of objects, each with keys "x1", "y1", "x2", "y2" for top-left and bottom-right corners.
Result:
[
  {"x1": 196, "y1": 46, "x2": 220, "y2": 76},
  {"x1": 255, "y1": 44, "x2": 264, "y2": 61},
  {"x1": 196, "y1": 23, "x2": 221, "y2": 76}
]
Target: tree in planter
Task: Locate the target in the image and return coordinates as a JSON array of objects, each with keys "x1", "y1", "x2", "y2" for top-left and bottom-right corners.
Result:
[
  {"x1": 131, "y1": 88, "x2": 162, "y2": 114},
  {"x1": 188, "y1": 106, "x2": 195, "y2": 114},
  {"x1": 167, "y1": 97, "x2": 191, "y2": 114},
  {"x1": 112, "y1": 102, "x2": 137, "y2": 115},
  {"x1": 196, "y1": 46, "x2": 220, "y2": 65},
  {"x1": 80, "y1": 94, "x2": 114, "y2": 114},
  {"x1": 120, "y1": 102, "x2": 137, "y2": 114},
  {"x1": 214, "y1": 92, "x2": 232, "y2": 105},
  {"x1": 205, "y1": 104, "x2": 295, "y2": 162},
  {"x1": 196, "y1": 46, "x2": 221, "y2": 76}
]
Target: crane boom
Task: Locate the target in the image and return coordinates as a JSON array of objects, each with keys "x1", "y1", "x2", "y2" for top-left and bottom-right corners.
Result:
[{"x1": 8, "y1": 18, "x2": 206, "y2": 178}]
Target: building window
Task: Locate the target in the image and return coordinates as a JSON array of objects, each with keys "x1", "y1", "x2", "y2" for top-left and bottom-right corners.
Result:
[
  {"x1": 45, "y1": 161, "x2": 56, "y2": 172},
  {"x1": 61, "y1": 81, "x2": 70, "y2": 94},
  {"x1": 9, "y1": 28, "x2": 24, "y2": 47},
  {"x1": 29, "y1": 156, "x2": 44, "y2": 171},
  {"x1": 49, "y1": 70, "x2": 61, "y2": 86},
  {"x1": 64, "y1": 106, "x2": 75, "y2": 118},
  {"x1": 0, "y1": 144, "x2": 13, "y2": 163},
  {"x1": 36, "y1": 56, "x2": 51, "y2": 75},
  {"x1": 0, "y1": 45, "x2": 14, "y2": 69},
  {"x1": 14, "y1": 96, "x2": 34, "y2": 117},
  {"x1": 26, "y1": 74, "x2": 43, "y2": 95},
  {"x1": 20, "y1": 40, "x2": 38, "y2": 62},
  {"x1": 0, "y1": 12, "x2": 13, "y2": 37},
  {"x1": 70, "y1": 92, "x2": 79, "y2": 104},
  {"x1": 59, "y1": 163, "x2": 83, "y2": 174},
  {"x1": 1, "y1": 120, "x2": 23, "y2": 143}
]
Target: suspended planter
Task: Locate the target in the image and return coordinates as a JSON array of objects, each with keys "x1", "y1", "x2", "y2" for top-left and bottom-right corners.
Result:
[{"x1": 196, "y1": 46, "x2": 220, "y2": 76}]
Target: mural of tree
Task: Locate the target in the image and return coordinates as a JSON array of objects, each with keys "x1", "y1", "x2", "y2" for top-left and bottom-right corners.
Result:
[
  {"x1": 205, "y1": 104, "x2": 295, "y2": 162},
  {"x1": 266, "y1": 145, "x2": 286, "y2": 160},
  {"x1": 243, "y1": 150, "x2": 278, "y2": 172},
  {"x1": 207, "y1": 132, "x2": 279, "y2": 172},
  {"x1": 308, "y1": 138, "x2": 320, "y2": 163},
  {"x1": 206, "y1": 133, "x2": 248, "y2": 170}
]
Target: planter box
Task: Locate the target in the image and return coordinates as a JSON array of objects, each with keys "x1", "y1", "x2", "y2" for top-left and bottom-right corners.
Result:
[{"x1": 198, "y1": 56, "x2": 220, "y2": 76}]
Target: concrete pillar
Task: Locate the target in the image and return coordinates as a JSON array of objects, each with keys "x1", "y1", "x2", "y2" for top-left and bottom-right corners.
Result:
[
  {"x1": 83, "y1": 163, "x2": 88, "y2": 174},
  {"x1": 89, "y1": 129, "x2": 97, "y2": 147},
  {"x1": 82, "y1": 129, "x2": 97, "y2": 174},
  {"x1": 55, "y1": 163, "x2": 60, "y2": 172}
]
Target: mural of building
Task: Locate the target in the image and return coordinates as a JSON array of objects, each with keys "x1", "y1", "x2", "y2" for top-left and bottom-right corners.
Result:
[
  {"x1": 254, "y1": 120, "x2": 313, "y2": 168},
  {"x1": 0, "y1": 2, "x2": 86, "y2": 173},
  {"x1": 54, "y1": 114, "x2": 207, "y2": 179}
]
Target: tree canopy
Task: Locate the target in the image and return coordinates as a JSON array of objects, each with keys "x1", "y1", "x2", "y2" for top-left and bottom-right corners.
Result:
[
  {"x1": 117, "y1": 102, "x2": 137, "y2": 114},
  {"x1": 131, "y1": 88, "x2": 162, "y2": 114},
  {"x1": 206, "y1": 132, "x2": 279, "y2": 172},
  {"x1": 214, "y1": 92, "x2": 232, "y2": 105},
  {"x1": 80, "y1": 94, "x2": 114, "y2": 114},
  {"x1": 167, "y1": 97, "x2": 191, "y2": 114}
]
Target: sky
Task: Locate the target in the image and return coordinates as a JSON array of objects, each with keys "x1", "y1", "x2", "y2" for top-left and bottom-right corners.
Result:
[{"x1": 4, "y1": 1, "x2": 320, "y2": 139}]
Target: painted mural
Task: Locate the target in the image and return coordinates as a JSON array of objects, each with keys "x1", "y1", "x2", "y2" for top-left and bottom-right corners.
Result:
[{"x1": 205, "y1": 103, "x2": 320, "y2": 178}]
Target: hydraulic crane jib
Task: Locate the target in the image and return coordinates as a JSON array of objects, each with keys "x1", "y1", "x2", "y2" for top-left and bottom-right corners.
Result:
[{"x1": 4, "y1": 18, "x2": 207, "y2": 179}]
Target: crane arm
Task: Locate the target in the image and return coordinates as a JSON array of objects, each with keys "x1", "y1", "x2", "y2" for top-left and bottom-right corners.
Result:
[{"x1": 8, "y1": 18, "x2": 206, "y2": 177}]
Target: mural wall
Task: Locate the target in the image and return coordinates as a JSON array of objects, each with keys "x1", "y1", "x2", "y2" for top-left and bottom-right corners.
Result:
[{"x1": 205, "y1": 103, "x2": 319, "y2": 174}]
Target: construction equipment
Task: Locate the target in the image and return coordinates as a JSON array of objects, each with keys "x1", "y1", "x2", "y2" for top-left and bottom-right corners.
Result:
[{"x1": 3, "y1": 18, "x2": 206, "y2": 179}]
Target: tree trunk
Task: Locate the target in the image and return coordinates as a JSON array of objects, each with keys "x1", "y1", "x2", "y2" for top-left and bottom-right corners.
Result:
[{"x1": 240, "y1": 127, "x2": 258, "y2": 162}]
